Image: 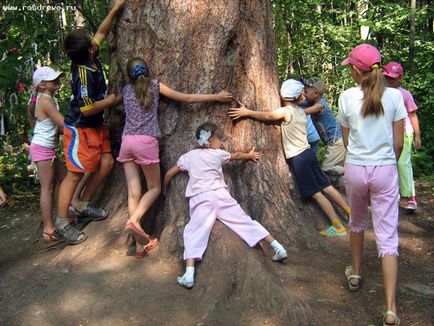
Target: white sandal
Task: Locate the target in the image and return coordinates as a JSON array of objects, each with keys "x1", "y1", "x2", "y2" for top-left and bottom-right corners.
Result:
[
  {"x1": 383, "y1": 310, "x2": 400, "y2": 326},
  {"x1": 345, "y1": 266, "x2": 361, "y2": 292}
]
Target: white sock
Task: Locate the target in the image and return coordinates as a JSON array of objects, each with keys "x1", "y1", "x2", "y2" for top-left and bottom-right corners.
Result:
[
  {"x1": 177, "y1": 266, "x2": 195, "y2": 287},
  {"x1": 270, "y1": 240, "x2": 284, "y2": 253},
  {"x1": 55, "y1": 218, "x2": 69, "y2": 229},
  {"x1": 185, "y1": 266, "x2": 195, "y2": 278}
]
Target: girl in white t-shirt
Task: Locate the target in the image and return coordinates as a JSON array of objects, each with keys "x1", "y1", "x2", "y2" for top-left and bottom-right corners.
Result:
[
  {"x1": 338, "y1": 44, "x2": 407, "y2": 326},
  {"x1": 28, "y1": 67, "x2": 66, "y2": 242},
  {"x1": 163, "y1": 122, "x2": 288, "y2": 288}
]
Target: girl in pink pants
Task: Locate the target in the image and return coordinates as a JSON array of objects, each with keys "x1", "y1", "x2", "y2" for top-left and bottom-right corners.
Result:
[
  {"x1": 338, "y1": 44, "x2": 407, "y2": 326},
  {"x1": 164, "y1": 122, "x2": 288, "y2": 288}
]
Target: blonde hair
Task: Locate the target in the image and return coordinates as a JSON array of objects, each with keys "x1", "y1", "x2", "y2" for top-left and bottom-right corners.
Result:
[
  {"x1": 127, "y1": 57, "x2": 154, "y2": 110},
  {"x1": 357, "y1": 65, "x2": 386, "y2": 117}
]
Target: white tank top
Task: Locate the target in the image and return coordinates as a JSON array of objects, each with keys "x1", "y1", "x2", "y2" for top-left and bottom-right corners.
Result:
[{"x1": 31, "y1": 93, "x2": 60, "y2": 149}]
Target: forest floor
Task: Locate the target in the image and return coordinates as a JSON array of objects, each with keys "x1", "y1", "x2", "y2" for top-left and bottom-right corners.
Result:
[{"x1": 0, "y1": 181, "x2": 433, "y2": 326}]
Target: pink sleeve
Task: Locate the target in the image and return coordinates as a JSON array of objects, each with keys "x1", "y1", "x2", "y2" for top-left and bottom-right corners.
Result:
[
  {"x1": 404, "y1": 93, "x2": 418, "y2": 113},
  {"x1": 177, "y1": 153, "x2": 189, "y2": 171},
  {"x1": 219, "y1": 150, "x2": 231, "y2": 164}
]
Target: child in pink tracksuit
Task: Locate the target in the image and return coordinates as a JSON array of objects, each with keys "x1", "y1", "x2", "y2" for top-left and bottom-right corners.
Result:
[{"x1": 163, "y1": 122, "x2": 288, "y2": 288}]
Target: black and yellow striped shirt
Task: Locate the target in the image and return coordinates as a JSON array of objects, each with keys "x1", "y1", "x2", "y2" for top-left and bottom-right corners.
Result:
[{"x1": 65, "y1": 54, "x2": 107, "y2": 127}]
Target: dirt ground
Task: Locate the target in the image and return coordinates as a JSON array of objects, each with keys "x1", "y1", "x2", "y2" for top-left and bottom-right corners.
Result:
[{"x1": 0, "y1": 182, "x2": 433, "y2": 326}]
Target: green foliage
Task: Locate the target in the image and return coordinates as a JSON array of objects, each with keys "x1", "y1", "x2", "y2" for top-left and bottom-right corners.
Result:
[
  {"x1": 273, "y1": 0, "x2": 434, "y2": 177},
  {"x1": 0, "y1": 0, "x2": 433, "y2": 193},
  {"x1": 0, "y1": 1, "x2": 111, "y2": 193}
]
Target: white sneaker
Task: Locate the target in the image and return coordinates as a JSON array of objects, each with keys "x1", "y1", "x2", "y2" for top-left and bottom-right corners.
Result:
[
  {"x1": 272, "y1": 248, "x2": 288, "y2": 262},
  {"x1": 177, "y1": 275, "x2": 194, "y2": 288}
]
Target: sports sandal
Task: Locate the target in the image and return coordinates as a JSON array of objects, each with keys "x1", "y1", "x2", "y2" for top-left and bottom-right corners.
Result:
[
  {"x1": 43, "y1": 231, "x2": 60, "y2": 242},
  {"x1": 124, "y1": 222, "x2": 150, "y2": 244},
  {"x1": 135, "y1": 238, "x2": 159, "y2": 259},
  {"x1": 320, "y1": 225, "x2": 347, "y2": 238},
  {"x1": 345, "y1": 265, "x2": 361, "y2": 292},
  {"x1": 73, "y1": 205, "x2": 108, "y2": 222},
  {"x1": 56, "y1": 224, "x2": 87, "y2": 245},
  {"x1": 383, "y1": 310, "x2": 400, "y2": 326}
]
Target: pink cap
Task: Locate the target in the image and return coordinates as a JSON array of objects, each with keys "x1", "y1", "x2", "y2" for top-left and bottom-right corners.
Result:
[
  {"x1": 383, "y1": 61, "x2": 403, "y2": 79},
  {"x1": 341, "y1": 44, "x2": 381, "y2": 72}
]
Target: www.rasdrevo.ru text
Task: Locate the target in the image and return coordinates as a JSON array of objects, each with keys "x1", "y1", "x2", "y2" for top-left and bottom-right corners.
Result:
[{"x1": 2, "y1": 4, "x2": 76, "y2": 12}]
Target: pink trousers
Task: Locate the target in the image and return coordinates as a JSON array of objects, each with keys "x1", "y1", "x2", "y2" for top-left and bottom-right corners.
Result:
[
  {"x1": 183, "y1": 188, "x2": 270, "y2": 260},
  {"x1": 345, "y1": 163, "x2": 400, "y2": 257}
]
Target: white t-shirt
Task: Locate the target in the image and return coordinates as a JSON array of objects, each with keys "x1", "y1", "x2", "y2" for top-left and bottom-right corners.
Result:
[
  {"x1": 338, "y1": 87, "x2": 407, "y2": 166},
  {"x1": 177, "y1": 148, "x2": 231, "y2": 197}
]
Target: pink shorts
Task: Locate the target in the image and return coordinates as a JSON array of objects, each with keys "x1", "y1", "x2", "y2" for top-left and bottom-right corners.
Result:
[
  {"x1": 117, "y1": 135, "x2": 160, "y2": 165},
  {"x1": 29, "y1": 143, "x2": 57, "y2": 163},
  {"x1": 344, "y1": 163, "x2": 400, "y2": 257}
]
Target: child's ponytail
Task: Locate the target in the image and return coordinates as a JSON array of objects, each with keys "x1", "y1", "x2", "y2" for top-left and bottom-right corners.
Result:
[
  {"x1": 127, "y1": 58, "x2": 154, "y2": 110},
  {"x1": 360, "y1": 65, "x2": 386, "y2": 117}
]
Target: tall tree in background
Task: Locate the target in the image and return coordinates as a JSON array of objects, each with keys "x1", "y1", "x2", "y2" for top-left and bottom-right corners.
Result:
[{"x1": 409, "y1": 0, "x2": 416, "y2": 73}]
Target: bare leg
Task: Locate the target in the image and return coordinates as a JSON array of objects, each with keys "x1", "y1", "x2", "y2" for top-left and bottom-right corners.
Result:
[
  {"x1": 53, "y1": 160, "x2": 66, "y2": 214},
  {"x1": 382, "y1": 255, "x2": 398, "y2": 324},
  {"x1": 350, "y1": 231, "x2": 364, "y2": 286},
  {"x1": 311, "y1": 191, "x2": 341, "y2": 223},
  {"x1": 128, "y1": 163, "x2": 161, "y2": 224},
  {"x1": 123, "y1": 162, "x2": 142, "y2": 217},
  {"x1": 322, "y1": 185, "x2": 350, "y2": 213},
  {"x1": 185, "y1": 259, "x2": 195, "y2": 267},
  {"x1": 57, "y1": 171, "x2": 84, "y2": 219},
  {"x1": 80, "y1": 153, "x2": 114, "y2": 202},
  {"x1": 36, "y1": 160, "x2": 56, "y2": 234},
  {"x1": 71, "y1": 172, "x2": 90, "y2": 207}
]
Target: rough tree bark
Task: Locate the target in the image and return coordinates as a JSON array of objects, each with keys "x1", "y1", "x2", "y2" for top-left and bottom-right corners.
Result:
[{"x1": 55, "y1": 1, "x2": 335, "y2": 323}]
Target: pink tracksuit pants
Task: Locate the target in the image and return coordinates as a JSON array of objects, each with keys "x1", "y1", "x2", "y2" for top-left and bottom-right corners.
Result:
[
  {"x1": 183, "y1": 188, "x2": 270, "y2": 260},
  {"x1": 345, "y1": 163, "x2": 400, "y2": 257}
]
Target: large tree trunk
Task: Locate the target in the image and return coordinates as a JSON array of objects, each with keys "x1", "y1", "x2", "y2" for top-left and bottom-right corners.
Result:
[{"x1": 55, "y1": 1, "x2": 332, "y2": 323}]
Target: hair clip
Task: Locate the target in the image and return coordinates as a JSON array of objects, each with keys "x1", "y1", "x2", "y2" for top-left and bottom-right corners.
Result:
[
  {"x1": 133, "y1": 64, "x2": 149, "y2": 78},
  {"x1": 197, "y1": 130, "x2": 212, "y2": 147}
]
